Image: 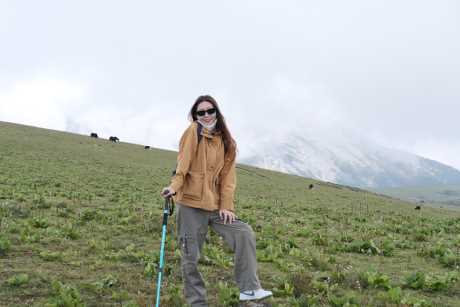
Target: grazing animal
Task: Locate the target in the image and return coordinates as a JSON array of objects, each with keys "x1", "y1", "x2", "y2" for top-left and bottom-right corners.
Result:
[
  {"x1": 109, "y1": 136, "x2": 119, "y2": 143},
  {"x1": 144, "y1": 146, "x2": 150, "y2": 150},
  {"x1": 415, "y1": 205, "x2": 421, "y2": 210},
  {"x1": 308, "y1": 184, "x2": 314, "y2": 190},
  {"x1": 90, "y1": 133, "x2": 98, "y2": 138}
]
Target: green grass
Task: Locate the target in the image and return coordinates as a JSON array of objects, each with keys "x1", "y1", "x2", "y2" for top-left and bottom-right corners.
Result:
[
  {"x1": 1, "y1": 121, "x2": 460, "y2": 306},
  {"x1": 376, "y1": 185, "x2": 460, "y2": 208}
]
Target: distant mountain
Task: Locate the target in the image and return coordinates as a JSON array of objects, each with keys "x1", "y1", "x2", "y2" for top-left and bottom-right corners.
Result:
[{"x1": 240, "y1": 132, "x2": 460, "y2": 189}]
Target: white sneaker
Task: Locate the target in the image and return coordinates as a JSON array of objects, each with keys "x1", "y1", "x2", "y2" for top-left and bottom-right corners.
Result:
[{"x1": 239, "y1": 288, "x2": 273, "y2": 301}]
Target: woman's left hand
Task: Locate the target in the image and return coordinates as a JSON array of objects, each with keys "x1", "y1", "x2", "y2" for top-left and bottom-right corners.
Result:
[{"x1": 219, "y1": 209, "x2": 236, "y2": 224}]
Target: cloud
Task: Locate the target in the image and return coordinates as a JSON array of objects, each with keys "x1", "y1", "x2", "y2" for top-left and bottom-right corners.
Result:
[
  {"x1": 0, "y1": 77, "x2": 88, "y2": 131},
  {"x1": 221, "y1": 75, "x2": 349, "y2": 157},
  {"x1": 1, "y1": 0, "x2": 459, "y2": 170}
]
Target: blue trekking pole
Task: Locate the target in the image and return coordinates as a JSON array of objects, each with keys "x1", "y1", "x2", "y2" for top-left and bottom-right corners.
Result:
[{"x1": 155, "y1": 196, "x2": 174, "y2": 307}]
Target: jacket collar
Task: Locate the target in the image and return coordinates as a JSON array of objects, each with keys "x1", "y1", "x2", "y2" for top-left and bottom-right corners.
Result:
[{"x1": 201, "y1": 127, "x2": 222, "y2": 139}]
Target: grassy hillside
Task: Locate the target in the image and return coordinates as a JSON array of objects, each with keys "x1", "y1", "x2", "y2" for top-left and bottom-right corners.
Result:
[
  {"x1": 376, "y1": 186, "x2": 460, "y2": 209},
  {"x1": 1, "y1": 121, "x2": 460, "y2": 307}
]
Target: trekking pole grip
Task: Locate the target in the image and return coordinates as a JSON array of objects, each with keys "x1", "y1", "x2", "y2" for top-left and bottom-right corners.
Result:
[{"x1": 165, "y1": 196, "x2": 174, "y2": 216}]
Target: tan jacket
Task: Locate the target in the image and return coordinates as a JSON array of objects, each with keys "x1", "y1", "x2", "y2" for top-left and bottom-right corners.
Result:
[{"x1": 170, "y1": 122, "x2": 236, "y2": 211}]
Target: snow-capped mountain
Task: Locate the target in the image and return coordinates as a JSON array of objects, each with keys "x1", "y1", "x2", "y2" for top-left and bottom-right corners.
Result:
[{"x1": 239, "y1": 132, "x2": 460, "y2": 189}]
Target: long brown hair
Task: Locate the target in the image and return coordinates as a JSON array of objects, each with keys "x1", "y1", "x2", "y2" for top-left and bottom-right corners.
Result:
[{"x1": 189, "y1": 95, "x2": 237, "y2": 161}]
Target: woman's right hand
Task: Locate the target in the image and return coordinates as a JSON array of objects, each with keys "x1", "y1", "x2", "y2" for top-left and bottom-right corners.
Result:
[{"x1": 160, "y1": 186, "x2": 175, "y2": 198}]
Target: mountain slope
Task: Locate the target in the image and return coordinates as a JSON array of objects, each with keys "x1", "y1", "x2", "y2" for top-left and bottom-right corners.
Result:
[
  {"x1": 1, "y1": 121, "x2": 460, "y2": 306},
  {"x1": 241, "y1": 133, "x2": 460, "y2": 189},
  {"x1": 377, "y1": 185, "x2": 460, "y2": 207}
]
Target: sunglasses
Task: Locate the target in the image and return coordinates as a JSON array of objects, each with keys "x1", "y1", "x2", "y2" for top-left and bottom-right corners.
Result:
[{"x1": 196, "y1": 108, "x2": 217, "y2": 117}]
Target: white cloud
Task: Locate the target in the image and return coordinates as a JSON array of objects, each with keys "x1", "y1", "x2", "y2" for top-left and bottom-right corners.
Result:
[
  {"x1": 0, "y1": 0, "x2": 459, "y2": 170},
  {"x1": 0, "y1": 77, "x2": 88, "y2": 131}
]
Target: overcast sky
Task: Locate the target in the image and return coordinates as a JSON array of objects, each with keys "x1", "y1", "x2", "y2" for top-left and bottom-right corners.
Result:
[{"x1": 1, "y1": 0, "x2": 459, "y2": 169}]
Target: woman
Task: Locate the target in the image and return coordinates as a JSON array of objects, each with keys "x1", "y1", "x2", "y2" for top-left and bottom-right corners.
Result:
[{"x1": 161, "y1": 95, "x2": 272, "y2": 307}]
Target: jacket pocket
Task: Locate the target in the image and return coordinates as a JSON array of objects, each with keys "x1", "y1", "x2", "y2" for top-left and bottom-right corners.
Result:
[{"x1": 183, "y1": 171, "x2": 204, "y2": 200}]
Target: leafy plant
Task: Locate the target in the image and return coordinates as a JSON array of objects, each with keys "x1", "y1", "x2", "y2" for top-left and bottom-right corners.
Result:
[
  {"x1": 308, "y1": 253, "x2": 332, "y2": 271},
  {"x1": 345, "y1": 240, "x2": 381, "y2": 255},
  {"x1": 404, "y1": 271, "x2": 426, "y2": 290},
  {"x1": 39, "y1": 251, "x2": 63, "y2": 262},
  {"x1": 312, "y1": 232, "x2": 329, "y2": 247},
  {"x1": 142, "y1": 251, "x2": 160, "y2": 278},
  {"x1": 404, "y1": 271, "x2": 458, "y2": 292},
  {"x1": 161, "y1": 285, "x2": 184, "y2": 307},
  {"x1": 202, "y1": 244, "x2": 233, "y2": 268},
  {"x1": 6, "y1": 273, "x2": 29, "y2": 287},
  {"x1": 46, "y1": 280, "x2": 85, "y2": 307},
  {"x1": 93, "y1": 274, "x2": 118, "y2": 289},
  {"x1": 0, "y1": 235, "x2": 11, "y2": 256},
  {"x1": 329, "y1": 292, "x2": 359, "y2": 307},
  {"x1": 33, "y1": 195, "x2": 51, "y2": 209},
  {"x1": 20, "y1": 226, "x2": 40, "y2": 243},
  {"x1": 31, "y1": 217, "x2": 49, "y2": 228},
  {"x1": 217, "y1": 281, "x2": 239, "y2": 306},
  {"x1": 425, "y1": 272, "x2": 459, "y2": 292},
  {"x1": 61, "y1": 223, "x2": 80, "y2": 240},
  {"x1": 359, "y1": 270, "x2": 391, "y2": 290},
  {"x1": 78, "y1": 209, "x2": 99, "y2": 223},
  {"x1": 401, "y1": 296, "x2": 433, "y2": 307},
  {"x1": 290, "y1": 271, "x2": 314, "y2": 297},
  {"x1": 419, "y1": 242, "x2": 460, "y2": 268},
  {"x1": 381, "y1": 239, "x2": 395, "y2": 257},
  {"x1": 386, "y1": 286, "x2": 402, "y2": 304},
  {"x1": 143, "y1": 261, "x2": 156, "y2": 278},
  {"x1": 296, "y1": 227, "x2": 313, "y2": 238},
  {"x1": 273, "y1": 281, "x2": 295, "y2": 297},
  {"x1": 111, "y1": 290, "x2": 130, "y2": 305},
  {"x1": 257, "y1": 243, "x2": 283, "y2": 263}
]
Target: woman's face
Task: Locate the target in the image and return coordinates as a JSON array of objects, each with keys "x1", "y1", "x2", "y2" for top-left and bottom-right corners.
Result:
[{"x1": 196, "y1": 101, "x2": 217, "y2": 125}]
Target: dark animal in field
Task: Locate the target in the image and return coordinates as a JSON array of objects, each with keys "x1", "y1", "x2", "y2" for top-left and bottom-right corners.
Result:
[
  {"x1": 415, "y1": 206, "x2": 421, "y2": 210},
  {"x1": 144, "y1": 146, "x2": 150, "y2": 149},
  {"x1": 308, "y1": 184, "x2": 314, "y2": 190},
  {"x1": 90, "y1": 133, "x2": 98, "y2": 138},
  {"x1": 109, "y1": 136, "x2": 119, "y2": 143}
]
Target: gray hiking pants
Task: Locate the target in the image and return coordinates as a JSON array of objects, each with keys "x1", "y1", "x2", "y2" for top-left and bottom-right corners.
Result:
[{"x1": 176, "y1": 204, "x2": 261, "y2": 307}]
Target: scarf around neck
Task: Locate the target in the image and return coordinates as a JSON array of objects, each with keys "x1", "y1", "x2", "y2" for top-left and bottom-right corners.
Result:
[{"x1": 197, "y1": 118, "x2": 217, "y2": 131}]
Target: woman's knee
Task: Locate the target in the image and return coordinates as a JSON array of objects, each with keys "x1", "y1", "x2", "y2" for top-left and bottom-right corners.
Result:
[
  {"x1": 238, "y1": 222, "x2": 255, "y2": 237},
  {"x1": 232, "y1": 223, "x2": 256, "y2": 245},
  {"x1": 179, "y1": 235, "x2": 200, "y2": 263}
]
